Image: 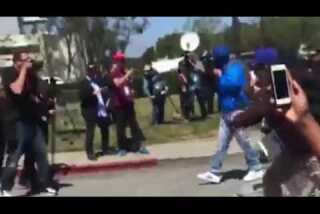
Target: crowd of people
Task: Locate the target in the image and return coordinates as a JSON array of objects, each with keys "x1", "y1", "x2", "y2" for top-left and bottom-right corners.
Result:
[
  {"x1": 1, "y1": 42, "x2": 320, "y2": 197},
  {"x1": 79, "y1": 48, "x2": 223, "y2": 162},
  {"x1": 197, "y1": 45, "x2": 320, "y2": 196},
  {"x1": 79, "y1": 45, "x2": 320, "y2": 196},
  {"x1": 79, "y1": 52, "x2": 149, "y2": 160}
]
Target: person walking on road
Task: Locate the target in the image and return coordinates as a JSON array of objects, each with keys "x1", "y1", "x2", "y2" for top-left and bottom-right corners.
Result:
[{"x1": 197, "y1": 45, "x2": 264, "y2": 184}]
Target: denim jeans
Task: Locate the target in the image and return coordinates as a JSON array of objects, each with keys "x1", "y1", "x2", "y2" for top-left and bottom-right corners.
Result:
[
  {"x1": 210, "y1": 112, "x2": 261, "y2": 174},
  {"x1": 1, "y1": 120, "x2": 50, "y2": 191},
  {"x1": 193, "y1": 89, "x2": 207, "y2": 119}
]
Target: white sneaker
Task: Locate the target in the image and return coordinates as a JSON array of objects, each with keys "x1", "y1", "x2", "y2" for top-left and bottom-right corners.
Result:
[
  {"x1": 197, "y1": 171, "x2": 222, "y2": 183},
  {"x1": 0, "y1": 190, "x2": 12, "y2": 197},
  {"x1": 243, "y1": 170, "x2": 265, "y2": 182},
  {"x1": 44, "y1": 187, "x2": 57, "y2": 196}
]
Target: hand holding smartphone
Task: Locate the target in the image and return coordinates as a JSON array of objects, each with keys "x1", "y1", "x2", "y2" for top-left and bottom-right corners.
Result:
[{"x1": 270, "y1": 64, "x2": 292, "y2": 106}]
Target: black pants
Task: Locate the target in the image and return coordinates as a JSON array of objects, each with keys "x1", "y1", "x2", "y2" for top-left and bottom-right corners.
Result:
[
  {"x1": 19, "y1": 121, "x2": 49, "y2": 189},
  {"x1": 204, "y1": 87, "x2": 217, "y2": 115},
  {"x1": 0, "y1": 121, "x2": 5, "y2": 177},
  {"x1": 193, "y1": 89, "x2": 207, "y2": 119},
  {"x1": 151, "y1": 96, "x2": 166, "y2": 125},
  {"x1": 1, "y1": 120, "x2": 51, "y2": 191},
  {"x1": 115, "y1": 103, "x2": 145, "y2": 151},
  {"x1": 19, "y1": 153, "x2": 40, "y2": 189},
  {"x1": 179, "y1": 92, "x2": 193, "y2": 120},
  {"x1": 84, "y1": 117, "x2": 110, "y2": 157},
  {"x1": 0, "y1": 119, "x2": 19, "y2": 178}
]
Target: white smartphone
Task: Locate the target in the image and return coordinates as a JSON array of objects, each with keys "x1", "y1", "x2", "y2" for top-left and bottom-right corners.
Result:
[{"x1": 270, "y1": 64, "x2": 291, "y2": 106}]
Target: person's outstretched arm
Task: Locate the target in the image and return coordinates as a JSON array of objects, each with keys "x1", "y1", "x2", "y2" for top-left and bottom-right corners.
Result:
[{"x1": 285, "y1": 80, "x2": 320, "y2": 157}]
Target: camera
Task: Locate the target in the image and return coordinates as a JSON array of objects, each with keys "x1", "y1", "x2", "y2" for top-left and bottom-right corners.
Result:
[
  {"x1": 28, "y1": 60, "x2": 44, "y2": 73},
  {"x1": 200, "y1": 53, "x2": 215, "y2": 70}
]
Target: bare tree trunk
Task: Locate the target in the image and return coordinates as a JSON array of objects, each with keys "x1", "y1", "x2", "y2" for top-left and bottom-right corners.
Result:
[
  {"x1": 260, "y1": 17, "x2": 267, "y2": 47},
  {"x1": 65, "y1": 34, "x2": 73, "y2": 81},
  {"x1": 231, "y1": 17, "x2": 241, "y2": 54},
  {"x1": 300, "y1": 17, "x2": 307, "y2": 44}
]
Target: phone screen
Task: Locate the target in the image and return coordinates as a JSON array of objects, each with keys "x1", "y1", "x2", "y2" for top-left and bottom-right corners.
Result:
[{"x1": 273, "y1": 70, "x2": 289, "y2": 99}]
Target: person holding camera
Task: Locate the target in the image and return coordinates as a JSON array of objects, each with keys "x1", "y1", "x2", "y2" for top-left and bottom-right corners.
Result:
[
  {"x1": 143, "y1": 65, "x2": 168, "y2": 125},
  {"x1": 18, "y1": 71, "x2": 55, "y2": 191},
  {"x1": 197, "y1": 45, "x2": 263, "y2": 184},
  {"x1": 232, "y1": 48, "x2": 320, "y2": 196},
  {"x1": 79, "y1": 64, "x2": 114, "y2": 161},
  {"x1": 177, "y1": 56, "x2": 194, "y2": 120},
  {"x1": 0, "y1": 52, "x2": 56, "y2": 196},
  {"x1": 0, "y1": 74, "x2": 8, "y2": 179},
  {"x1": 177, "y1": 53, "x2": 207, "y2": 120},
  {"x1": 110, "y1": 52, "x2": 149, "y2": 156},
  {"x1": 201, "y1": 51, "x2": 218, "y2": 115},
  {"x1": 186, "y1": 53, "x2": 208, "y2": 120}
]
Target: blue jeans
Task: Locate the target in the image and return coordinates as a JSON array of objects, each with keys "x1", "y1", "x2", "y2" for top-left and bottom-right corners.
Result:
[
  {"x1": 210, "y1": 112, "x2": 261, "y2": 174},
  {"x1": 1, "y1": 120, "x2": 50, "y2": 191}
]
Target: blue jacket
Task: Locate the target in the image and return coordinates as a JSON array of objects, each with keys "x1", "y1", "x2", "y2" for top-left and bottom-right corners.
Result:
[{"x1": 217, "y1": 60, "x2": 249, "y2": 113}]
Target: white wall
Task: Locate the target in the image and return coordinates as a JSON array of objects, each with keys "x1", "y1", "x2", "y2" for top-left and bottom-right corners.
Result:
[{"x1": 0, "y1": 17, "x2": 19, "y2": 35}]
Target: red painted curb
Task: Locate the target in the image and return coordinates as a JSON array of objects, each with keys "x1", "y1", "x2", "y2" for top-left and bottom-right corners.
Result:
[{"x1": 56, "y1": 158, "x2": 159, "y2": 176}]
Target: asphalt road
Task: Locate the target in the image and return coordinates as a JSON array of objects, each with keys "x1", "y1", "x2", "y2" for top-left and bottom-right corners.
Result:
[{"x1": 52, "y1": 154, "x2": 267, "y2": 197}]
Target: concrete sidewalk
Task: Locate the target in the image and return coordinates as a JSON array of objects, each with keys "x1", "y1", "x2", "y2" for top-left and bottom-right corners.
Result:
[{"x1": 49, "y1": 128, "x2": 262, "y2": 176}]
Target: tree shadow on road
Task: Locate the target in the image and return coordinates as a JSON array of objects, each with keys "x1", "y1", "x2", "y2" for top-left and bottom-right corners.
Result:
[{"x1": 221, "y1": 169, "x2": 247, "y2": 182}]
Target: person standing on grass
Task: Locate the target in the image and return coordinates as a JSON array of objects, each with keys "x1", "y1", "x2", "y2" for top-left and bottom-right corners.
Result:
[
  {"x1": 197, "y1": 45, "x2": 264, "y2": 184},
  {"x1": 188, "y1": 53, "x2": 208, "y2": 120},
  {"x1": 79, "y1": 64, "x2": 113, "y2": 161},
  {"x1": 110, "y1": 51, "x2": 149, "y2": 156},
  {"x1": 143, "y1": 64, "x2": 169, "y2": 125},
  {"x1": 177, "y1": 55, "x2": 195, "y2": 120},
  {"x1": 200, "y1": 50, "x2": 218, "y2": 115}
]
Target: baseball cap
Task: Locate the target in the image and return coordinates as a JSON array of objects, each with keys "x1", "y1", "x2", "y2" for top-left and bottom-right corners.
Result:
[
  {"x1": 112, "y1": 51, "x2": 126, "y2": 61},
  {"x1": 212, "y1": 45, "x2": 231, "y2": 68},
  {"x1": 252, "y1": 48, "x2": 278, "y2": 66}
]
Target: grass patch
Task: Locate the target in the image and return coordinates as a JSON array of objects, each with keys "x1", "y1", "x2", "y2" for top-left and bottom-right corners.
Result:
[{"x1": 53, "y1": 95, "x2": 220, "y2": 153}]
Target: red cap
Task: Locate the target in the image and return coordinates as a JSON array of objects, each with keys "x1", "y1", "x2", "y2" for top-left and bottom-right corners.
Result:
[{"x1": 112, "y1": 51, "x2": 126, "y2": 61}]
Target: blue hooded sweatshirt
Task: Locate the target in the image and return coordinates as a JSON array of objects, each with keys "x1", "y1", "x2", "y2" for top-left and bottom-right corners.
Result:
[{"x1": 217, "y1": 59, "x2": 249, "y2": 113}]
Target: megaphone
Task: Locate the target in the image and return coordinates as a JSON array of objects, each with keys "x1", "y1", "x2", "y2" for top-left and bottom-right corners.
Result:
[{"x1": 180, "y1": 32, "x2": 200, "y2": 52}]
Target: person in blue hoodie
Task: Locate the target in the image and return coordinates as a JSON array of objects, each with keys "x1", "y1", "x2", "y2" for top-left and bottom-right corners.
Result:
[{"x1": 197, "y1": 45, "x2": 263, "y2": 184}]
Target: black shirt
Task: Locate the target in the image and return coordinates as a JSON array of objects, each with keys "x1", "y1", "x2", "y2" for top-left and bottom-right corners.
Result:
[{"x1": 1, "y1": 67, "x2": 39, "y2": 122}]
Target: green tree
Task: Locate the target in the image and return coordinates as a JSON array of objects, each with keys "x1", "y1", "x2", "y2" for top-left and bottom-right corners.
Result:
[
  {"x1": 46, "y1": 17, "x2": 149, "y2": 79},
  {"x1": 154, "y1": 33, "x2": 182, "y2": 59},
  {"x1": 141, "y1": 46, "x2": 155, "y2": 64},
  {"x1": 108, "y1": 17, "x2": 149, "y2": 52}
]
